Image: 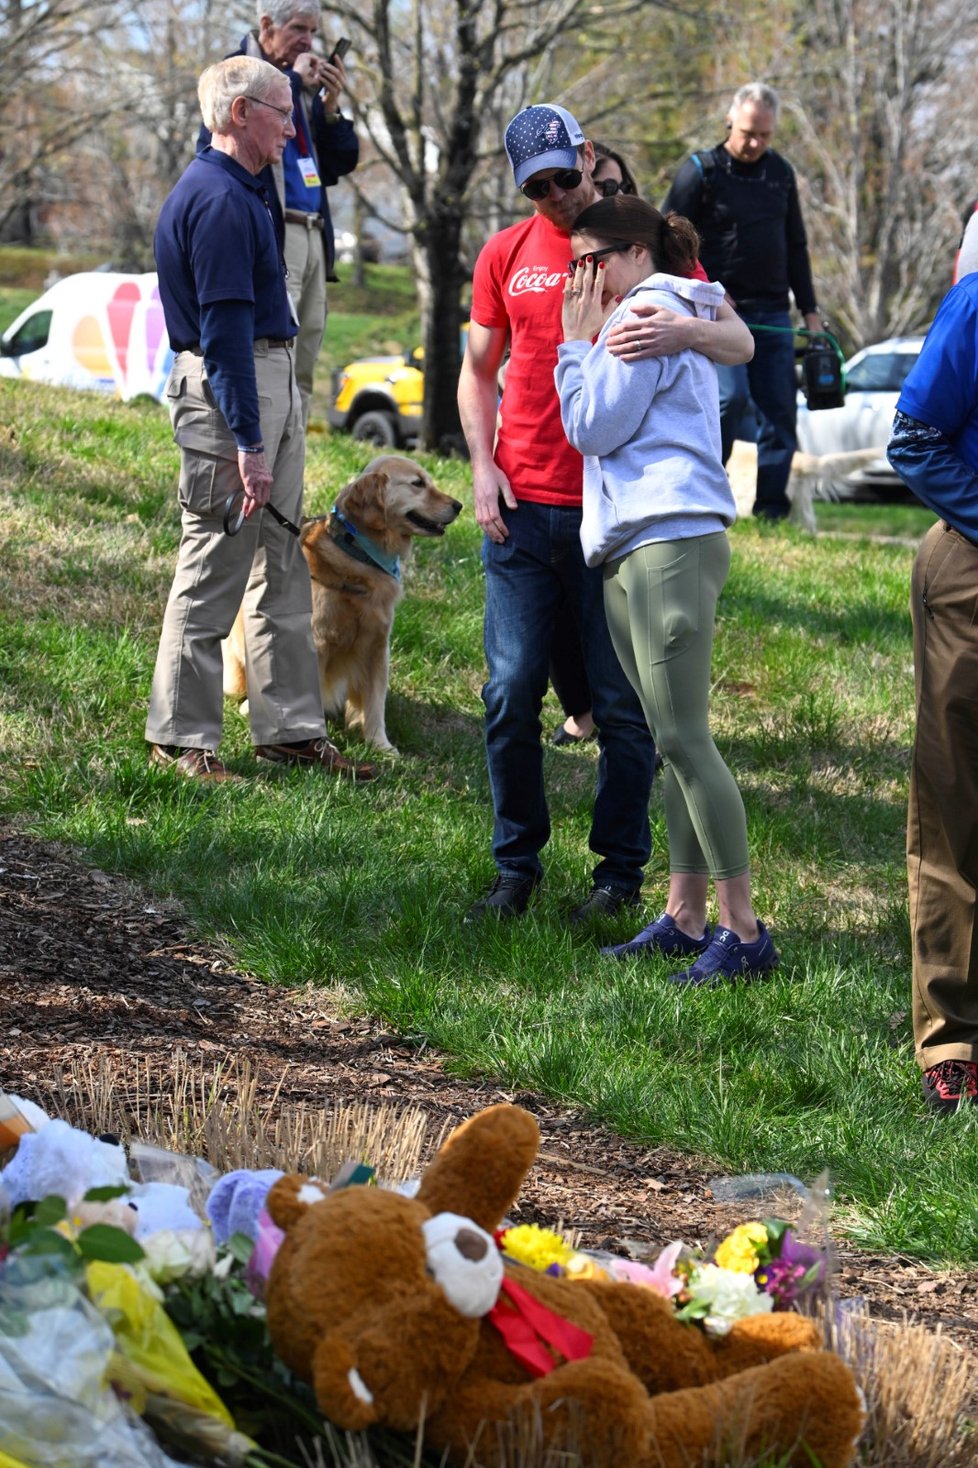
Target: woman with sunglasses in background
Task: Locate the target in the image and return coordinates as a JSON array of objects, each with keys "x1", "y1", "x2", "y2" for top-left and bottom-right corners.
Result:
[
  {"x1": 592, "y1": 143, "x2": 639, "y2": 198},
  {"x1": 555, "y1": 194, "x2": 778, "y2": 987}
]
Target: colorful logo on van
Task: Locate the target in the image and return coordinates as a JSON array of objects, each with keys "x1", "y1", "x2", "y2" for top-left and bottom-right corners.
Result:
[{"x1": 70, "y1": 279, "x2": 171, "y2": 399}]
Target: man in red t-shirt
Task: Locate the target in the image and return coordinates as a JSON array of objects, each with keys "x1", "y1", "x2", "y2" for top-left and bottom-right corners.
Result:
[{"x1": 458, "y1": 103, "x2": 753, "y2": 923}]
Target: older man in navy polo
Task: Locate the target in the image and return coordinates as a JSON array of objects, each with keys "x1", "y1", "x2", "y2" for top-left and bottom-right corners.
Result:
[{"x1": 147, "y1": 55, "x2": 374, "y2": 783}]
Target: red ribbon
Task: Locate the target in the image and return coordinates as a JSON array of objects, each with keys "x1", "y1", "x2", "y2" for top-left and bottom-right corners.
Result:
[{"x1": 486, "y1": 1276, "x2": 593, "y2": 1378}]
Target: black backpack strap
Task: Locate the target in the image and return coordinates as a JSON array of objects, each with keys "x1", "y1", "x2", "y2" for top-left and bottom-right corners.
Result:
[
  {"x1": 687, "y1": 149, "x2": 717, "y2": 223},
  {"x1": 690, "y1": 149, "x2": 715, "y2": 195}
]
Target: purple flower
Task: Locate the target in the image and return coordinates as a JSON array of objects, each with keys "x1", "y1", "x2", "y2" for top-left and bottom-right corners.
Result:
[{"x1": 756, "y1": 1229, "x2": 825, "y2": 1308}]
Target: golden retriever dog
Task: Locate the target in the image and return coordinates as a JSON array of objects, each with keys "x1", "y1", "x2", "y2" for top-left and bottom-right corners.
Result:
[{"x1": 222, "y1": 455, "x2": 462, "y2": 753}]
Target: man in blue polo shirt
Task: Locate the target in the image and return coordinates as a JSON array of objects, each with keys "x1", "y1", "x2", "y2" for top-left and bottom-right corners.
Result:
[
  {"x1": 887, "y1": 276, "x2": 978, "y2": 1112},
  {"x1": 206, "y1": 1, "x2": 359, "y2": 426},
  {"x1": 147, "y1": 55, "x2": 375, "y2": 783}
]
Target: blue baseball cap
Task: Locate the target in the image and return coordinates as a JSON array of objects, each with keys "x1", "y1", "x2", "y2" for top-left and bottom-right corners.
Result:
[{"x1": 504, "y1": 104, "x2": 586, "y2": 188}]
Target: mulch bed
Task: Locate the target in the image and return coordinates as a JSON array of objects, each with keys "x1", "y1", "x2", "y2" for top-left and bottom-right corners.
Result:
[{"x1": 3, "y1": 825, "x2": 977, "y2": 1360}]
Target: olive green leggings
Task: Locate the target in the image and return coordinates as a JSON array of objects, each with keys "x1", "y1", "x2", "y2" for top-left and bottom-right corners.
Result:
[{"x1": 603, "y1": 532, "x2": 749, "y2": 878}]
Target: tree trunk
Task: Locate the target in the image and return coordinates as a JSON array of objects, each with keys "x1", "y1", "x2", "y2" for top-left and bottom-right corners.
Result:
[{"x1": 419, "y1": 207, "x2": 466, "y2": 454}]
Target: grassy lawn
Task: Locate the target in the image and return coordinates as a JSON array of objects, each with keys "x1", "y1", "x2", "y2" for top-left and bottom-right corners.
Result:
[{"x1": 3, "y1": 351, "x2": 973, "y2": 1266}]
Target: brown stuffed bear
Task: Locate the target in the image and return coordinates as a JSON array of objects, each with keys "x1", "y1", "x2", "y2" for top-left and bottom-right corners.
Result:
[{"x1": 265, "y1": 1103, "x2": 864, "y2": 1467}]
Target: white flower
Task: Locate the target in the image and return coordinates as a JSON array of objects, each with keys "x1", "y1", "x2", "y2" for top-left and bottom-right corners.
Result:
[
  {"x1": 141, "y1": 1226, "x2": 216, "y2": 1283},
  {"x1": 687, "y1": 1263, "x2": 774, "y2": 1337}
]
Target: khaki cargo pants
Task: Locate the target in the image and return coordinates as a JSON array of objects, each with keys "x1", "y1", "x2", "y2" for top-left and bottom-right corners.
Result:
[{"x1": 145, "y1": 344, "x2": 325, "y2": 751}]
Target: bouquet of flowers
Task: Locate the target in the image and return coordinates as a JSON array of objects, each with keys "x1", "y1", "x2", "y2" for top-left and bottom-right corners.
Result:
[{"x1": 497, "y1": 1216, "x2": 828, "y2": 1339}]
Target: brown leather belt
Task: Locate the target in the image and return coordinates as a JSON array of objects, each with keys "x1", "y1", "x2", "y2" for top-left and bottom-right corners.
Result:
[{"x1": 283, "y1": 210, "x2": 324, "y2": 230}]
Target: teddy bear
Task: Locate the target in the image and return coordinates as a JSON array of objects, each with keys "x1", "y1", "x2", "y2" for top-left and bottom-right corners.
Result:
[{"x1": 264, "y1": 1103, "x2": 864, "y2": 1468}]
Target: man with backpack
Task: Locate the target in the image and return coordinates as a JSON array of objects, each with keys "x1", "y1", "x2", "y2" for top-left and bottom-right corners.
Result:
[{"x1": 663, "y1": 83, "x2": 822, "y2": 520}]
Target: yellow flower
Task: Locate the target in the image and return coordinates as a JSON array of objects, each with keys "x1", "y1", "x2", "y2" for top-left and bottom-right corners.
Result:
[
  {"x1": 714, "y1": 1222, "x2": 769, "y2": 1274},
  {"x1": 499, "y1": 1224, "x2": 573, "y2": 1272}
]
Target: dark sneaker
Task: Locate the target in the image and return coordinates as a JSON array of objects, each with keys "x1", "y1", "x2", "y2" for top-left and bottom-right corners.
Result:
[
  {"x1": 255, "y1": 738, "x2": 377, "y2": 782},
  {"x1": 149, "y1": 744, "x2": 243, "y2": 784},
  {"x1": 601, "y1": 911, "x2": 710, "y2": 961},
  {"x1": 466, "y1": 873, "x2": 540, "y2": 922},
  {"x1": 567, "y1": 884, "x2": 642, "y2": 927},
  {"x1": 668, "y1": 921, "x2": 779, "y2": 988},
  {"x1": 922, "y1": 1059, "x2": 978, "y2": 1113}
]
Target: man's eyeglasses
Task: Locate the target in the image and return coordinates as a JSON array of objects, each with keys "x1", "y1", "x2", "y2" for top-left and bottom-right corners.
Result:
[
  {"x1": 595, "y1": 177, "x2": 636, "y2": 199},
  {"x1": 521, "y1": 168, "x2": 583, "y2": 201},
  {"x1": 567, "y1": 242, "x2": 630, "y2": 275},
  {"x1": 244, "y1": 94, "x2": 293, "y2": 121}
]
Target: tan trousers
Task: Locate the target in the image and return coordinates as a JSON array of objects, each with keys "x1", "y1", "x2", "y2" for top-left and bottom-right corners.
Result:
[
  {"x1": 145, "y1": 344, "x2": 325, "y2": 751},
  {"x1": 283, "y1": 220, "x2": 327, "y2": 427},
  {"x1": 908, "y1": 520, "x2": 978, "y2": 1067}
]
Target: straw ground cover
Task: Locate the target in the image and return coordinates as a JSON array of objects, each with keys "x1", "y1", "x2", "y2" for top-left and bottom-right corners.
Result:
[{"x1": 0, "y1": 374, "x2": 971, "y2": 1279}]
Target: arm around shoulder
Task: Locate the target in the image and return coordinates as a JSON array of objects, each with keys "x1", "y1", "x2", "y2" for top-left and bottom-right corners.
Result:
[{"x1": 696, "y1": 301, "x2": 753, "y2": 365}]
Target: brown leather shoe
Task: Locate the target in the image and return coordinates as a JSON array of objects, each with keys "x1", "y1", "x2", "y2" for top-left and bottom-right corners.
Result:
[
  {"x1": 149, "y1": 745, "x2": 243, "y2": 783},
  {"x1": 254, "y1": 738, "x2": 378, "y2": 782}
]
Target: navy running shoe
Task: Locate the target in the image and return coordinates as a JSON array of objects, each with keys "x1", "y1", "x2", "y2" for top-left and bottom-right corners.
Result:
[
  {"x1": 601, "y1": 911, "x2": 710, "y2": 961},
  {"x1": 668, "y1": 921, "x2": 779, "y2": 988}
]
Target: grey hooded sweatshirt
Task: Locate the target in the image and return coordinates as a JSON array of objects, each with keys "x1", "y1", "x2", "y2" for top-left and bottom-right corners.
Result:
[{"x1": 555, "y1": 272, "x2": 736, "y2": 567}]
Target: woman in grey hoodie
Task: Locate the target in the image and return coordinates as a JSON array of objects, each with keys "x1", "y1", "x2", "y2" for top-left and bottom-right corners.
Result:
[{"x1": 555, "y1": 195, "x2": 777, "y2": 987}]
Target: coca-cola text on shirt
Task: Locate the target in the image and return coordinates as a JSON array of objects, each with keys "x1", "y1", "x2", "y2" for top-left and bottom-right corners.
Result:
[{"x1": 508, "y1": 266, "x2": 564, "y2": 297}]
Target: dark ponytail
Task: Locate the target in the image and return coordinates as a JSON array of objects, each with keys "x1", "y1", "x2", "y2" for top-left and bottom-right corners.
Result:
[{"x1": 571, "y1": 195, "x2": 700, "y2": 276}]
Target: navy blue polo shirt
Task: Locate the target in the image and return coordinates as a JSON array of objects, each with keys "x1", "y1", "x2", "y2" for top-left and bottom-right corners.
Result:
[{"x1": 155, "y1": 148, "x2": 296, "y2": 444}]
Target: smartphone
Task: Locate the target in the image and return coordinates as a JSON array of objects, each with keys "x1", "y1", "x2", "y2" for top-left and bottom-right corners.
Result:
[{"x1": 329, "y1": 36, "x2": 352, "y2": 64}]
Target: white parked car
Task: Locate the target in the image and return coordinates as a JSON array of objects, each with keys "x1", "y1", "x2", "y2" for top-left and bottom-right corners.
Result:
[{"x1": 795, "y1": 335, "x2": 925, "y2": 501}]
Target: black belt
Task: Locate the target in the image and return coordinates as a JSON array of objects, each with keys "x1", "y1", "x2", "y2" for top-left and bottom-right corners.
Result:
[
  {"x1": 283, "y1": 210, "x2": 324, "y2": 231},
  {"x1": 179, "y1": 339, "x2": 293, "y2": 355}
]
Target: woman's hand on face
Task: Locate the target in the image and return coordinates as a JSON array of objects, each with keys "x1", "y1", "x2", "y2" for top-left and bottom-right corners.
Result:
[{"x1": 561, "y1": 259, "x2": 616, "y2": 342}]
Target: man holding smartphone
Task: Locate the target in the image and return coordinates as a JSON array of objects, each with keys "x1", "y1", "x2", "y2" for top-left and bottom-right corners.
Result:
[{"x1": 204, "y1": 2, "x2": 358, "y2": 426}]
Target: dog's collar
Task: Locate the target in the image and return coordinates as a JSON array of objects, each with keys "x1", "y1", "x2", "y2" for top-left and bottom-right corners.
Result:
[{"x1": 329, "y1": 506, "x2": 401, "y2": 582}]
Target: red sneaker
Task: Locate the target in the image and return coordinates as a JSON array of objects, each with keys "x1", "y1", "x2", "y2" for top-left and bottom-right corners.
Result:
[{"x1": 922, "y1": 1059, "x2": 978, "y2": 1113}]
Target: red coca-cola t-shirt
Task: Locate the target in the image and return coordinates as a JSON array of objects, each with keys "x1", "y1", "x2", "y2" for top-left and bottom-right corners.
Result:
[
  {"x1": 471, "y1": 212, "x2": 583, "y2": 505},
  {"x1": 471, "y1": 211, "x2": 708, "y2": 506}
]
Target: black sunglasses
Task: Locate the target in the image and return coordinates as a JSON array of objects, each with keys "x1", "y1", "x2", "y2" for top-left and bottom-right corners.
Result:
[
  {"x1": 521, "y1": 167, "x2": 583, "y2": 201},
  {"x1": 595, "y1": 177, "x2": 636, "y2": 198},
  {"x1": 567, "y1": 242, "x2": 631, "y2": 275}
]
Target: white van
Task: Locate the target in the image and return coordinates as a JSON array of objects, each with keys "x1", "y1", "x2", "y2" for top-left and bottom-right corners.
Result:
[{"x1": 0, "y1": 271, "x2": 173, "y2": 404}]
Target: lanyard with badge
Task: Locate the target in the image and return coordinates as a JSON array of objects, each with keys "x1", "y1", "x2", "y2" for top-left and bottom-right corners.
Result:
[{"x1": 293, "y1": 105, "x2": 321, "y2": 189}]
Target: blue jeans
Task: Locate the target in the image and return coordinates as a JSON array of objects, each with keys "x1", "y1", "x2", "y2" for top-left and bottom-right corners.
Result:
[
  {"x1": 717, "y1": 309, "x2": 797, "y2": 520},
  {"x1": 481, "y1": 500, "x2": 654, "y2": 890}
]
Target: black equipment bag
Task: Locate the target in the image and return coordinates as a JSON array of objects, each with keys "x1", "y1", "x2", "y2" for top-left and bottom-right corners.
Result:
[{"x1": 801, "y1": 335, "x2": 846, "y2": 410}]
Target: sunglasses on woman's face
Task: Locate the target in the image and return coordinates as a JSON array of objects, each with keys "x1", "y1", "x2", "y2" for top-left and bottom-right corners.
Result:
[
  {"x1": 595, "y1": 177, "x2": 636, "y2": 198},
  {"x1": 567, "y1": 242, "x2": 631, "y2": 276},
  {"x1": 520, "y1": 168, "x2": 583, "y2": 201}
]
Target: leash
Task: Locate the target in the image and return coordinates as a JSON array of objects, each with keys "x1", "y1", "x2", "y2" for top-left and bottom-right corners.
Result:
[
  {"x1": 744, "y1": 324, "x2": 847, "y2": 375},
  {"x1": 223, "y1": 492, "x2": 302, "y2": 538}
]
